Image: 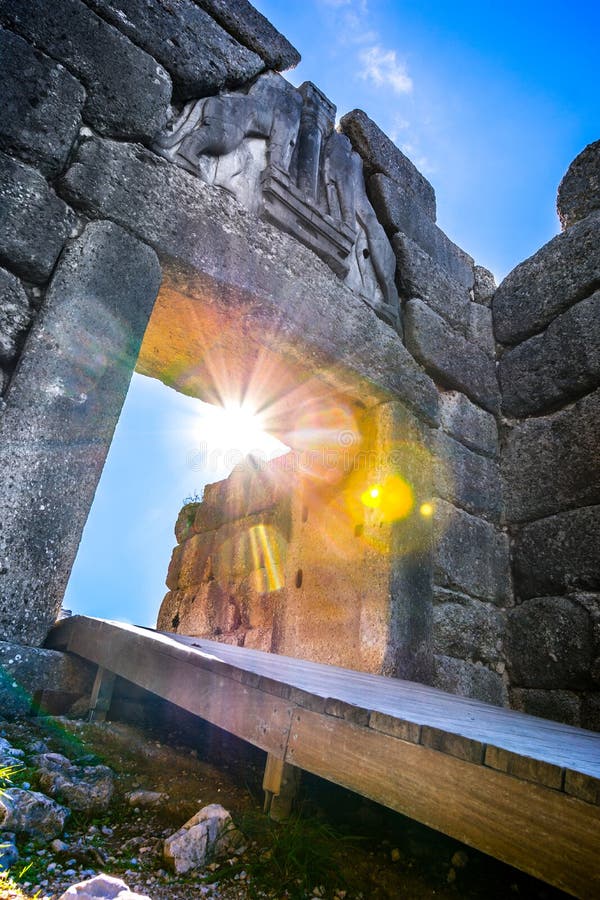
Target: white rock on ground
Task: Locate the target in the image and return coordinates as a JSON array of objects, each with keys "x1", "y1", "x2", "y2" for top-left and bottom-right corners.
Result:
[
  {"x1": 58, "y1": 873, "x2": 151, "y2": 899},
  {"x1": 0, "y1": 787, "x2": 68, "y2": 838},
  {"x1": 164, "y1": 803, "x2": 245, "y2": 875}
]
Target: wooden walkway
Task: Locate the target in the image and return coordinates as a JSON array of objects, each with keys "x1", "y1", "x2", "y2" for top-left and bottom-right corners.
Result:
[{"x1": 47, "y1": 616, "x2": 600, "y2": 898}]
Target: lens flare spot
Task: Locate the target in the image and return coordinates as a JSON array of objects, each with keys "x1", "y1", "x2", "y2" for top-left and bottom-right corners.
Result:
[
  {"x1": 361, "y1": 484, "x2": 383, "y2": 508},
  {"x1": 420, "y1": 501, "x2": 434, "y2": 518},
  {"x1": 361, "y1": 476, "x2": 414, "y2": 521}
]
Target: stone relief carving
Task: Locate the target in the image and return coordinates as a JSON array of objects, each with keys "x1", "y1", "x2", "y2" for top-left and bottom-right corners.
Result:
[{"x1": 155, "y1": 73, "x2": 400, "y2": 329}]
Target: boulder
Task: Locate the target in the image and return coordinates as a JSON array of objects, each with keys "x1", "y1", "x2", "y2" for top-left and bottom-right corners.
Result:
[
  {"x1": 473, "y1": 265, "x2": 496, "y2": 307},
  {"x1": 164, "y1": 803, "x2": 245, "y2": 875},
  {"x1": 0, "y1": 831, "x2": 18, "y2": 870},
  {"x1": 38, "y1": 763, "x2": 114, "y2": 812},
  {"x1": 0, "y1": 787, "x2": 67, "y2": 838},
  {"x1": 58, "y1": 873, "x2": 150, "y2": 900},
  {"x1": 439, "y1": 390, "x2": 498, "y2": 458},
  {"x1": 557, "y1": 139, "x2": 600, "y2": 230},
  {"x1": 432, "y1": 595, "x2": 504, "y2": 664},
  {"x1": 433, "y1": 656, "x2": 506, "y2": 706},
  {"x1": 0, "y1": 268, "x2": 31, "y2": 366}
]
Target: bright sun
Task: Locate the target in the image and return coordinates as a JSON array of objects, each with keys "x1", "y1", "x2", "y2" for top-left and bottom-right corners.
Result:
[{"x1": 198, "y1": 401, "x2": 288, "y2": 471}]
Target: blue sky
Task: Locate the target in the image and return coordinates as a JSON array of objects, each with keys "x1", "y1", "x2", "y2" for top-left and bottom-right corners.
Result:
[{"x1": 64, "y1": 0, "x2": 599, "y2": 627}]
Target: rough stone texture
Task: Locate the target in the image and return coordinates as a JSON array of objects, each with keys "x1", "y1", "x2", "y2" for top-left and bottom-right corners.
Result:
[
  {"x1": 493, "y1": 211, "x2": 600, "y2": 345},
  {"x1": 557, "y1": 139, "x2": 600, "y2": 230},
  {"x1": 339, "y1": 109, "x2": 436, "y2": 220},
  {"x1": 434, "y1": 430, "x2": 502, "y2": 521},
  {"x1": 58, "y1": 874, "x2": 151, "y2": 900},
  {"x1": 503, "y1": 389, "x2": 600, "y2": 522},
  {"x1": 499, "y1": 290, "x2": 600, "y2": 417},
  {"x1": 164, "y1": 803, "x2": 244, "y2": 874},
  {"x1": 473, "y1": 265, "x2": 496, "y2": 307},
  {"x1": 84, "y1": 0, "x2": 264, "y2": 99},
  {"x1": 0, "y1": 641, "x2": 94, "y2": 717},
  {"x1": 432, "y1": 595, "x2": 504, "y2": 664},
  {"x1": 509, "y1": 688, "x2": 581, "y2": 727},
  {"x1": 392, "y1": 232, "x2": 471, "y2": 335},
  {"x1": 61, "y1": 137, "x2": 439, "y2": 424},
  {"x1": 514, "y1": 506, "x2": 600, "y2": 600},
  {"x1": 468, "y1": 302, "x2": 495, "y2": 356},
  {"x1": 183, "y1": 0, "x2": 300, "y2": 71},
  {"x1": 506, "y1": 597, "x2": 593, "y2": 690},
  {"x1": 439, "y1": 390, "x2": 499, "y2": 458},
  {"x1": 39, "y1": 761, "x2": 114, "y2": 812},
  {"x1": 0, "y1": 221, "x2": 161, "y2": 645},
  {"x1": 582, "y1": 694, "x2": 600, "y2": 732},
  {"x1": 433, "y1": 500, "x2": 510, "y2": 604},
  {"x1": 0, "y1": 268, "x2": 32, "y2": 366},
  {"x1": 0, "y1": 788, "x2": 68, "y2": 838},
  {"x1": 405, "y1": 299, "x2": 499, "y2": 413},
  {"x1": 0, "y1": 152, "x2": 77, "y2": 283},
  {"x1": 0, "y1": 29, "x2": 85, "y2": 177},
  {"x1": 0, "y1": 0, "x2": 171, "y2": 141},
  {"x1": 370, "y1": 174, "x2": 473, "y2": 288},
  {"x1": 433, "y1": 655, "x2": 506, "y2": 706}
]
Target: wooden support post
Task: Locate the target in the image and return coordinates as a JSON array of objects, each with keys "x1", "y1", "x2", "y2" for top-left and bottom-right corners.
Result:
[
  {"x1": 262, "y1": 752, "x2": 300, "y2": 821},
  {"x1": 88, "y1": 666, "x2": 116, "y2": 722}
]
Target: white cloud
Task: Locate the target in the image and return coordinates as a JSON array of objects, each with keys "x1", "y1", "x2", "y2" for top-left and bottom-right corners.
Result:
[{"x1": 358, "y1": 45, "x2": 413, "y2": 94}]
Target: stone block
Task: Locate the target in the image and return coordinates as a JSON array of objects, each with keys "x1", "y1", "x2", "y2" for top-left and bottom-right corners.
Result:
[
  {"x1": 557, "y1": 139, "x2": 600, "y2": 230},
  {"x1": 392, "y1": 232, "x2": 471, "y2": 335},
  {"x1": 468, "y1": 303, "x2": 495, "y2": 356},
  {"x1": 503, "y1": 389, "x2": 600, "y2": 523},
  {"x1": 433, "y1": 499, "x2": 510, "y2": 604},
  {"x1": 174, "y1": 502, "x2": 202, "y2": 545},
  {"x1": 0, "y1": 29, "x2": 85, "y2": 177},
  {"x1": 439, "y1": 390, "x2": 499, "y2": 458},
  {"x1": 493, "y1": 211, "x2": 600, "y2": 345},
  {"x1": 370, "y1": 174, "x2": 473, "y2": 288},
  {"x1": 506, "y1": 597, "x2": 593, "y2": 690},
  {"x1": 509, "y1": 688, "x2": 581, "y2": 727},
  {"x1": 432, "y1": 594, "x2": 504, "y2": 664},
  {"x1": 177, "y1": 532, "x2": 215, "y2": 590},
  {"x1": 339, "y1": 109, "x2": 436, "y2": 219},
  {"x1": 0, "y1": 267, "x2": 32, "y2": 365},
  {"x1": 0, "y1": 152, "x2": 77, "y2": 283},
  {"x1": 514, "y1": 506, "x2": 600, "y2": 600},
  {"x1": 473, "y1": 265, "x2": 496, "y2": 307},
  {"x1": 85, "y1": 0, "x2": 264, "y2": 100},
  {"x1": 433, "y1": 655, "x2": 506, "y2": 706},
  {"x1": 499, "y1": 290, "x2": 600, "y2": 417},
  {"x1": 192, "y1": 0, "x2": 300, "y2": 71},
  {"x1": 61, "y1": 137, "x2": 440, "y2": 424},
  {"x1": 582, "y1": 693, "x2": 600, "y2": 732},
  {"x1": 0, "y1": 0, "x2": 171, "y2": 140},
  {"x1": 0, "y1": 641, "x2": 94, "y2": 717},
  {"x1": 405, "y1": 299, "x2": 499, "y2": 413},
  {"x1": 433, "y1": 430, "x2": 502, "y2": 521},
  {"x1": 0, "y1": 221, "x2": 161, "y2": 645}
]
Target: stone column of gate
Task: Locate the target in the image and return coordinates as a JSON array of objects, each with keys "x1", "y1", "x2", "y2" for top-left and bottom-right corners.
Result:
[
  {"x1": 295, "y1": 82, "x2": 336, "y2": 201},
  {"x1": 0, "y1": 221, "x2": 161, "y2": 646}
]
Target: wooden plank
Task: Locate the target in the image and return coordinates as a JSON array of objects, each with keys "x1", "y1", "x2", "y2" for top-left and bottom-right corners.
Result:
[
  {"x1": 66, "y1": 619, "x2": 292, "y2": 757},
  {"x1": 485, "y1": 745, "x2": 564, "y2": 791},
  {"x1": 421, "y1": 725, "x2": 484, "y2": 764},
  {"x1": 88, "y1": 666, "x2": 116, "y2": 722},
  {"x1": 564, "y1": 770, "x2": 600, "y2": 806},
  {"x1": 369, "y1": 711, "x2": 421, "y2": 744},
  {"x1": 285, "y1": 708, "x2": 600, "y2": 899}
]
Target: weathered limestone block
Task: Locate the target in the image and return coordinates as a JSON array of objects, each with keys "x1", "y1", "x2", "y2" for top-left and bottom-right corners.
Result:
[
  {"x1": 503, "y1": 389, "x2": 600, "y2": 522},
  {"x1": 510, "y1": 689, "x2": 581, "y2": 727},
  {"x1": 0, "y1": 0, "x2": 171, "y2": 140},
  {"x1": 0, "y1": 268, "x2": 32, "y2": 365},
  {"x1": 85, "y1": 0, "x2": 264, "y2": 99},
  {"x1": 405, "y1": 299, "x2": 499, "y2": 413},
  {"x1": 557, "y1": 139, "x2": 600, "y2": 230},
  {"x1": 473, "y1": 265, "x2": 496, "y2": 307},
  {"x1": 0, "y1": 788, "x2": 67, "y2": 839},
  {"x1": 0, "y1": 29, "x2": 85, "y2": 177},
  {"x1": 468, "y1": 302, "x2": 495, "y2": 357},
  {"x1": 514, "y1": 506, "x2": 600, "y2": 599},
  {"x1": 493, "y1": 211, "x2": 600, "y2": 345},
  {"x1": 432, "y1": 594, "x2": 504, "y2": 664},
  {"x1": 58, "y1": 873, "x2": 151, "y2": 900},
  {"x1": 0, "y1": 152, "x2": 77, "y2": 283},
  {"x1": 433, "y1": 430, "x2": 502, "y2": 521},
  {"x1": 194, "y1": 0, "x2": 301, "y2": 71},
  {"x1": 392, "y1": 232, "x2": 471, "y2": 334},
  {"x1": 506, "y1": 597, "x2": 593, "y2": 689},
  {"x1": 499, "y1": 290, "x2": 600, "y2": 417},
  {"x1": 439, "y1": 390, "x2": 499, "y2": 458},
  {"x1": 370, "y1": 174, "x2": 473, "y2": 288},
  {"x1": 0, "y1": 221, "x2": 161, "y2": 645},
  {"x1": 339, "y1": 109, "x2": 436, "y2": 219},
  {"x1": 61, "y1": 137, "x2": 440, "y2": 423},
  {"x1": 0, "y1": 641, "x2": 94, "y2": 717},
  {"x1": 433, "y1": 499, "x2": 510, "y2": 604},
  {"x1": 433, "y1": 655, "x2": 506, "y2": 706}
]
